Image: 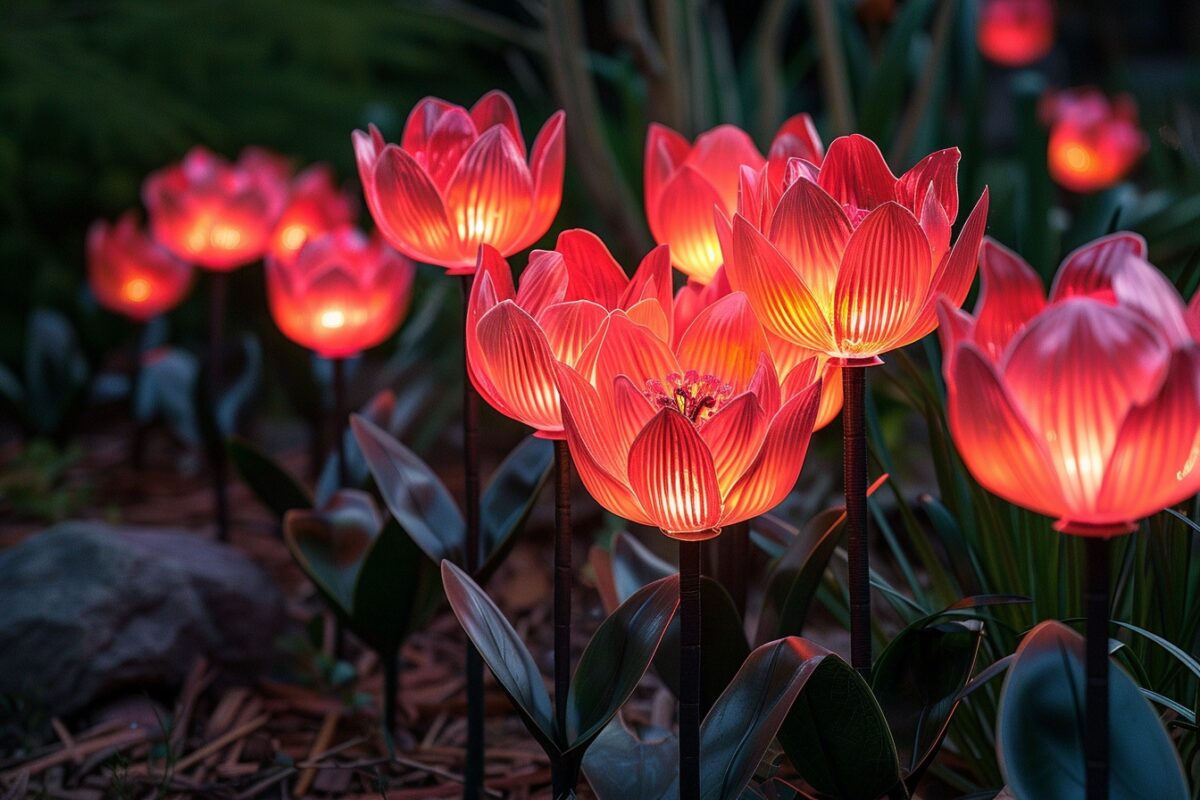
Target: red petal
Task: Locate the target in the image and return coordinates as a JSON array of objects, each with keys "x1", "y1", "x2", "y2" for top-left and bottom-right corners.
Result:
[
  {"x1": 947, "y1": 343, "x2": 1065, "y2": 519},
  {"x1": 895, "y1": 148, "x2": 961, "y2": 221},
  {"x1": 1001, "y1": 300, "x2": 1170, "y2": 515},
  {"x1": 817, "y1": 134, "x2": 897, "y2": 212},
  {"x1": 919, "y1": 184, "x2": 951, "y2": 267},
  {"x1": 1189, "y1": 290, "x2": 1200, "y2": 340},
  {"x1": 621, "y1": 244, "x2": 673, "y2": 326},
  {"x1": 767, "y1": 113, "x2": 824, "y2": 190},
  {"x1": 612, "y1": 374, "x2": 657, "y2": 453},
  {"x1": 401, "y1": 97, "x2": 460, "y2": 156},
  {"x1": 735, "y1": 164, "x2": 770, "y2": 231},
  {"x1": 422, "y1": 106, "x2": 479, "y2": 190},
  {"x1": 644, "y1": 123, "x2": 692, "y2": 217},
  {"x1": 475, "y1": 301, "x2": 561, "y2": 432},
  {"x1": 769, "y1": 178, "x2": 852, "y2": 310},
  {"x1": 623, "y1": 297, "x2": 671, "y2": 342},
  {"x1": 722, "y1": 381, "x2": 821, "y2": 521},
  {"x1": 518, "y1": 110, "x2": 566, "y2": 251},
  {"x1": 556, "y1": 228, "x2": 629, "y2": 308},
  {"x1": 726, "y1": 214, "x2": 835, "y2": 353},
  {"x1": 701, "y1": 393, "x2": 769, "y2": 494},
  {"x1": 470, "y1": 90, "x2": 525, "y2": 158},
  {"x1": 1049, "y1": 232, "x2": 1146, "y2": 301},
  {"x1": 444, "y1": 126, "x2": 535, "y2": 261},
  {"x1": 832, "y1": 202, "x2": 931, "y2": 357},
  {"x1": 576, "y1": 312, "x2": 680, "y2": 400},
  {"x1": 653, "y1": 165, "x2": 727, "y2": 283},
  {"x1": 675, "y1": 292, "x2": 773, "y2": 396},
  {"x1": 934, "y1": 298, "x2": 977, "y2": 376},
  {"x1": 974, "y1": 235, "x2": 1046, "y2": 359},
  {"x1": 628, "y1": 409, "x2": 722, "y2": 535},
  {"x1": 370, "y1": 146, "x2": 456, "y2": 265},
  {"x1": 1097, "y1": 346, "x2": 1200, "y2": 522},
  {"x1": 537, "y1": 299, "x2": 608, "y2": 366},
  {"x1": 685, "y1": 125, "x2": 766, "y2": 213},
  {"x1": 553, "y1": 362, "x2": 626, "y2": 478},
  {"x1": 514, "y1": 250, "x2": 568, "y2": 319}
]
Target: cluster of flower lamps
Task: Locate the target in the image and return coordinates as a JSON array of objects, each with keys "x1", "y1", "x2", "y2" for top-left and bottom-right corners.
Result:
[{"x1": 82, "y1": 1, "x2": 1194, "y2": 797}]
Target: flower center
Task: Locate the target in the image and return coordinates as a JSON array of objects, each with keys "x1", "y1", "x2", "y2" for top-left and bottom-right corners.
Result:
[{"x1": 644, "y1": 370, "x2": 733, "y2": 424}]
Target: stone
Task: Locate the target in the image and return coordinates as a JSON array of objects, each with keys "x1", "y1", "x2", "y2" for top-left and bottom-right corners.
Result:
[{"x1": 0, "y1": 521, "x2": 285, "y2": 715}]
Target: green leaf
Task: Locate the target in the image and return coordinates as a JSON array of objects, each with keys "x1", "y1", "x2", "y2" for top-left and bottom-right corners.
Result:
[
  {"x1": 478, "y1": 435, "x2": 554, "y2": 582},
  {"x1": 229, "y1": 436, "x2": 312, "y2": 519},
  {"x1": 779, "y1": 648, "x2": 902, "y2": 799},
  {"x1": 24, "y1": 308, "x2": 89, "y2": 437},
  {"x1": 350, "y1": 517, "x2": 429, "y2": 655},
  {"x1": 755, "y1": 506, "x2": 845, "y2": 646},
  {"x1": 566, "y1": 574, "x2": 679, "y2": 756},
  {"x1": 998, "y1": 620, "x2": 1189, "y2": 800},
  {"x1": 283, "y1": 489, "x2": 383, "y2": 614},
  {"x1": 352, "y1": 413, "x2": 465, "y2": 565},
  {"x1": 612, "y1": 531, "x2": 674, "y2": 603},
  {"x1": 215, "y1": 333, "x2": 261, "y2": 435},
  {"x1": 315, "y1": 388, "x2": 396, "y2": 506},
  {"x1": 582, "y1": 717, "x2": 677, "y2": 800},
  {"x1": 871, "y1": 620, "x2": 984, "y2": 780},
  {"x1": 440, "y1": 560, "x2": 557, "y2": 756},
  {"x1": 690, "y1": 637, "x2": 833, "y2": 800}
]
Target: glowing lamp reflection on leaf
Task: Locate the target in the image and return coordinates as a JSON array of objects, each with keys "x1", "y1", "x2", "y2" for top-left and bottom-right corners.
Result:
[
  {"x1": 87, "y1": 213, "x2": 194, "y2": 322},
  {"x1": 266, "y1": 227, "x2": 415, "y2": 359}
]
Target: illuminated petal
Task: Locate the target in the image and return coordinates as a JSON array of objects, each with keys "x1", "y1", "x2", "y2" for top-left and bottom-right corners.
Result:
[
  {"x1": 919, "y1": 184, "x2": 951, "y2": 267},
  {"x1": 624, "y1": 297, "x2": 671, "y2": 342},
  {"x1": 644, "y1": 123, "x2": 692, "y2": 220},
  {"x1": 736, "y1": 164, "x2": 770, "y2": 231},
  {"x1": 817, "y1": 134, "x2": 898, "y2": 212},
  {"x1": 352, "y1": 125, "x2": 385, "y2": 191},
  {"x1": 973, "y1": 235, "x2": 1046, "y2": 360},
  {"x1": 1049, "y1": 231, "x2": 1146, "y2": 301},
  {"x1": 469, "y1": 90, "x2": 524, "y2": 158},
  {"x1": 515, "y1": 250, "x2": 568, "y2": 319},
  {"x1": 421, "y1": 106, "x2": 478, "y2": 190},
  {"x1": 556, "y1": 229, "x2": 629, "y2": 308},
  {"x1": 701, "y1": 393, "x2": 769, "y2": 494},
  {"x1": 612, "y1": 375, "x2": 657, "y2": 452},
  {"x1": 444, "y1": 126, "x2": 534, "y2": 260},
  {"x1": 628, "y1": 409, "x2": 722, "y2": 535},
  {"x1": 401, "y1": 97, "x2": 460, "y2": 156},
  {"x1": 654, "y1": 165, "x2": 727, "y2": 283},
  {"x1": 895, "y1": 147, "x2": 961, "y2": 221},
  {"x1": 1001, "y1": 300, "x2": 1170, "y2": 514},
  {"x1": 779, "y1": 357, "x2": 818, "y2": 401},
  {"x1": 767, "y1": 113, "x2": 824, "y2": 190},
  {"x1": 769, "y1": 177, "x2": 852, "y2": 309},
  {"x1": 1097, "y1": 346, "x2": 1200, "y2": 520},
  {"x1": 676, "y1": 292, "x2": 773, "y2": 395},
  {"x1": 745, "y1": 353, "x2": 782, "y2": 419},
  {"x1": 814, "y1": 362, "x2": 843, "y2": 430},
  {"x1": 370, "y1": 145, "x2": 456, "y2": 264},
  {"x1": 947, "y1": 343, "x2": 1065, "y2": 518},
  {"x1": 1189, "y1": 290, "x2": 1200, "y2": 340},
  {"x1": 832, "y1": 202, "x2": 931, "y2": 357},
  {"x1": 685, "y1": 125, "x2": 766, "y2": 212},
  {"x1": 621, "y1": 244, "x2": 673, "y2": 325},
  {"x1": 934, "y1": 299, "x2": 977, "y2": 376},
  {"x1": 901, "y1": 189, "x2": 990, "y2": 346},
  {"x1": 553, "y1": 362, "x2": 627, "y2": 478},
  {"x1": 475, "y1": 301, "x2": 561, "y2": 431},
  {"x1": 519, "y1": 110, "x2": 566, "y2": 251},
  {"x1": 577, "y1": 312, "x2": 680, "y2": 396},
  {"x1": 538, "y1": 299, "x2": 608, "y2": 366},
  {"x1": 722, "y1": 381, "x2": 821, "y2": 522},
  {"x1": 726, "y1": 214, "x2": 836, "y2": 353}
]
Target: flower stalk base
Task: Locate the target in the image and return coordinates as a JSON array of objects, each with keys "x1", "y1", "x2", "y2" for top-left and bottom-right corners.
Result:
[
  {"x1": 461, "y1": 275, "x2": 484, "y2": 800},
  {"x1": 1085, "y1": 536, "x2": 1111, "y2": 800},
  {"x1": 679, "y1": 539, "x2": 702, "y2": 800},
  {"x1": 843, "y1": 366, "x2": 871, "y2": 678}
]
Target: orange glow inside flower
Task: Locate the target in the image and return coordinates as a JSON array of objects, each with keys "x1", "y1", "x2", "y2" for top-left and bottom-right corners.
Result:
[
  {"x1": 279, "y1": 224, "x2": 310, "y2": 253},
  {"x1": 319, "y1": 307, "x2": 347, "y2": 330},
  {"x1": 977, "y1": 0, "x2": 1054, "y2": 67},
  {"x1": 122, "y1": 277, "x2": 152, "y2": 304}
]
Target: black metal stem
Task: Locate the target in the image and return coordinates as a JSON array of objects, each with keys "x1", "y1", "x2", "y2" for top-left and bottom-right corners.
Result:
[
  {"x1": 843, "y1": 367, "x2": 871, "y2": 678},
  {"x1": 130, "y1": 322, "x2": 147, "y2": 469},
  {"x1": 1085, "y1": 536, "x2": 1111, "y2": 800},
  {"x1": 679, "y1": 539, "x2": 702, "y2": 800},
  {"x1": 460, "y1": 275, "x2": 484, "y2": 800},
  {"x1": 718, "y1": 521, "x2": 749, "y2": 616},
  {"x1": 209, "y1": 273, "x2": 230, "y2": 542},
  {"x1": 383, "y1": 647, "x2": 400, "y2": 745},
  {"x1": 552, "y1": 441, "x2": 573, "y2": 789},
  {"x1": 333, "y1": 357, "x2": 348, "y2": 488}
]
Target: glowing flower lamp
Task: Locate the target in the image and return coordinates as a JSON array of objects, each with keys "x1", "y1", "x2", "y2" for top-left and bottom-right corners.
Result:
[
  {"x1": 269, "y1": 164, "x2": 356, "y2": 264},
  {"x1": 1043, "y1": 88, "x2": 1148, "y2": 193},
  {"x1": 353, "y1": 91, "x2": 565, "y2": 272},
  {"x1": 977, "y1": 0, "x2": 1055, "y2": 67},
  {"x1": 143, "y1": 146, "x2": 289, "y2": 270},
  {"x1": 87, "y1": 213, "x2": 193, "y2": 322},
  {"x1": 644, "y1": 116, "x2": 823, "y2": 284}
]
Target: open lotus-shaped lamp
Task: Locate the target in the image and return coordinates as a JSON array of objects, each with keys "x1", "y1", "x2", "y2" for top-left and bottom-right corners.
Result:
[
  {"x1": 88, "y1": 213, "x2": 193, "y2": 322},
  {"x1": 268, "y1": 164, "x2": 356, "y2": 264}
]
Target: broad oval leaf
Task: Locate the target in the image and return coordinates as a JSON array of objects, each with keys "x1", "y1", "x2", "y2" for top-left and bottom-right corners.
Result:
[
  {"x1": 283, "y1": 489, "x2": 382, "y2": 614},
  {"x1": 998, "y1": 620, "x2": 1188, "y2": 800},
  {"x1": 566, "y1": 574, "x2": 680, "y2": 755},
  {"x1": 229, "y1": 436, "x2": 312, "y2": 519},
  {"x1": 871, "y1": 620, "x2": 983, "y2": 782},
  {"x1": 612, "y1": 531, "x2": 675, "y2": 603},
  {"x1": 582, "y1": 716, "x2": 677, "y2": 800},
  {"x1": 315, "y1": 389, "x2": 397, "y2": 505},
  {"x1": 779, "y1": 649, "x2": 902, "y2": 799},
  {"x1": 755, "y1": 507, "x2": 846, "y2": 646},
  {"x1": 441, "y1": 560, "x2": 557, "y2": 756},
  {"x1": 351, "y1": 517, "x2": 437, "y2": 655},
  {"x1": 478, "y1": 435, "x2": 554, "y2": 582},
  {"x1": 353, "y1": 414, "x2": 465, "y2": 565}
]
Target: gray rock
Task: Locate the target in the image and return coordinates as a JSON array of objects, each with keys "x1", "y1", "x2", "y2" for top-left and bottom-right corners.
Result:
[{"x1": 0, "y1": 521, "x2": 285, "y2": 715}]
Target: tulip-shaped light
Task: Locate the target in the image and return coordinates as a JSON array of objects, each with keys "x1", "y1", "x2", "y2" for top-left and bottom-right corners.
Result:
[
  {"x1": 353, "y1": 91, "x2": 565, "y2": 272},
  {"x1": 143, "y1": 146, "x2": 289, "y2": 270},
  {"x1": 269, "y1": 164, "x2": 356, "y2": 264},
  {"x1": 266, "y1": 227, "x2": 415, "y2": 359},
  {"x1": 554, "y1": 293, "x2": 822, "y2": 540},
  {"x1": 467, "y1": 230, "x2": 673, "y2": 438},
  {"x1": 977, "y1": 0, "x2": 1055, "y2": 67},
  {"x1": 87, "y1": 213, "x2": 194, "y2": 321},
  {"x1": 722, "y1": 134, "x2": 989, "y2": 365},
  {"x1": 1043, "y1": 88, "x2": 1148, "y2": 193},
  {"x1": 938, "y1": 233, "x2": 1200, "y2": 536},
  {"x1": 645, "y1": 116, "x2": 824, "y2": 284}
]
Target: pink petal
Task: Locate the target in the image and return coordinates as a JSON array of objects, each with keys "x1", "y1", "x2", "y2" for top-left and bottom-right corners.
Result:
[
  {"x1": 556, "y1": 228, "x2": 629, "y2": 308},
  {"x1": 1048, "y1": 231, "x2": 1146, "y2": 301},
  {"x1": 620, "y1": 244, "x2": 673, "y2": 325},
  {"x1": 370, "y1": 145, "x2": 456, "y2": 265},
  {"x1": 701, "y1": 393, "x2": 769, "y2": 495},
  {"x1": 612, "y1": 374, "x2": 658, "y2": 453},
  {"x1": 652, "y1": 165, "x2": 728, "y2": 283},
  {"x1": 934, "y1": 298, "x2": 977, "y2": 376},
  {"x1": 575, "y1": 312, "x2": 680, "y2": 400},
  {"x1": 644, "y1": 123, "x2": 692, "y2": 216},
  {"x1": 676, "y1": 292, "x2": 773, "y2": 396},
  {"x1": 817, "y1": 134, "x2": 898, "y2": 212},
  {"x1": 919, "y1": 184, "x2": 951, "y2": 267},
  {"x1": 767, "y1": 113, "x2": 824, "y2": 190},
  {"x1": 553, "y1": 362, "x2": 627, "y2": 479},
  {"x1": 726, "y1": 214, "x2": 836, "y2": 353},
  {"x1": 685, "y1": 125, "x2": 766, "y2": 213},
  {"x1": 401, "y1": 97, "x2": 460, "y2": 156},
  {"x1": 832, "y1": 202, "x2": 932, "y2": 357},
  {"x1": 537, "y1": 299, "x2": 609, "y2": 366},
  {"x1": 517, "y1": 110, "x2": 566, "y2": 251},
  {"x1": 1189, "y1": 289, "x2": 1200, "y2": 340},
  {"x1": 514, "y1": 250, "x2": 568, "y2": 319},
  {"x1": 769, "y1": 177, "x2": 852, "y2": 310},
  {"x1": 722, "y1": 380, "x2": 821, "y2": 522},
  {"x1": 422, "y1": 106, "x2": 479, "y2": 190},
  {"x1": 974, "y1": 235, "x2": 1046, "y2": 360},
  {"x1": 444, "y1": 126, "x2": 535, "y2": 261},
  {"x1": 469, "y1": 90, "x2": 525, "y2": 158},
  {"x1": 627, "y1": 409, "x2": 722, "y2": 536},
  {"x1": 475, "y1": 300, "x2": 562, "y2": 432},
  {"x1": 895, "y1": 147, "x2": 961, "y2": 222}
]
